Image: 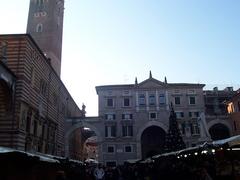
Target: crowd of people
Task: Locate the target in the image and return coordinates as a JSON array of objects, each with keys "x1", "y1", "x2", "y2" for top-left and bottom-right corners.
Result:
[
  {"x1": 54, "y1": 147, "x2": 240, "y2": 180},
  {"x1": 59, "y1": 150, "x2": 239, "y2": 180},
  {"x1": 83, "y1": 159, "x2": 215, "y2": 180}
]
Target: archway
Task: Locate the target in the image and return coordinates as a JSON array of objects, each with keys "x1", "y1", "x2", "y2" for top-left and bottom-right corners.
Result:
[
  {"x1": 209, "y1": 123, "x2": 230, "y2": 140},
  {"x1": 65, "y1": 120, "x2": 102, "y2": 161},
  {"x1": 68, "y1": 126, "x2": 98, "y2": 161},
  {"x1": 141, "y1": 126, "x2": 166, "y2": 159}
]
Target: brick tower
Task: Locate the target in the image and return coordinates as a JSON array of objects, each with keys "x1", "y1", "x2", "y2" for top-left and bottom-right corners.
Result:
[{"x1": 26, "y1": 0, "x2": 64, "y2": 76}]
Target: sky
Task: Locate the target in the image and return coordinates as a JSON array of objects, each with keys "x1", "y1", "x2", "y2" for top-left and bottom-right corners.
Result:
[{"x1": 0, "y1": 0, "x2": 240, "y2": 116}]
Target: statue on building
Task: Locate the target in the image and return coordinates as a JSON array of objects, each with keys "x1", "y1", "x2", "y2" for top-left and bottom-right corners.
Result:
[
  {"x1": 82, "y1": 103, "x2": 86, "y2": 117},
  {"x1": 197, "y1": 112, "x2": 212, "y2": 143}
]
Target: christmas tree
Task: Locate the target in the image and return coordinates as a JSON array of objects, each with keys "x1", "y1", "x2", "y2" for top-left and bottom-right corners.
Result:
[{"x1": 164, "y1": 104, "x2": 186, "y2": 152}]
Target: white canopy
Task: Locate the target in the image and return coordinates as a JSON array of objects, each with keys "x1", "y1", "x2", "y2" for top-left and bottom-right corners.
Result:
[{"x1": 212, "y1": 135, "x2": 240, "y2": 147}]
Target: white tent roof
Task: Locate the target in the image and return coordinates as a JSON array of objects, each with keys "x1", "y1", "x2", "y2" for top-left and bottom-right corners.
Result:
[{"x1": 213, "y1": 135, "x2": 240, "y2": 147}]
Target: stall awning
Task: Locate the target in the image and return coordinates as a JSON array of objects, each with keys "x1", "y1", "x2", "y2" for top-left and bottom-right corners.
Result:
[{"x1": 213, "y1": 135, "x2": 240, "y2": 147}]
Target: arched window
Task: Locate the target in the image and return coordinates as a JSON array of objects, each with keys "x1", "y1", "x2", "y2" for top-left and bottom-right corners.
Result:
[{"x1": 36, "y1": 23, "x2": 43, "y2": 32}]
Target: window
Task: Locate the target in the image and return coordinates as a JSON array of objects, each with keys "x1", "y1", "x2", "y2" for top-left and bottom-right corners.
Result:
[
  {"x1": 176, "y1": 112, "x2": 184, "y2": 119},
  {"x1": 107, "y1": 146, "x2": 115, "y2": 153},
  {"x1": 149, "y1": 112, "x2": 157, "y2": 120},
  {"x1": 34, "y1": 12, "x2": 40, "y2": 17},
  {"x1": 105, "y1": 114, "x2": 116, "y2": 120},
  {"x1": 122, "y1": 113, "x2": 133, "y2": 120},
  {"x1": 139, "y1": 94, "x2": 145, "y2": 106},
  {"x1": 194, "y1": 112, "x2": 199, "y2": 117},
  {"x1": 175, "y1": 97, "x2": 181, "y2": 105},
  {"x1": 40, "y1": 12, "x2": 47, "y2": 16},
  {"x1": 122, "y1": 126, "x2": 133, "y2": 137},
  {"x1": 105, "y1": 126, "x2": 116, "y2": 137},
  {"x1": 107, "y1": 98, "x2": 114, "y2": 107},
  {"x1": 123, "y1": 98, "x2": 130, "y2": 107},
  {"x1": 189, "y1": 111, "x2": 199, "y2": 118},
  {"x1": 192, "y1": 123, "x2": 200, "y2": 135},
  {"x1": 37, "y1": 0, "x2": 44, "y2": 6},
  {"x1": 159, "y1": 94, "x2": 165, "y2": 105},
  {"x1": 125, "y1": 146, "x2": 132, "y2": 153},
  {"x1": 238, "y1": 101, "x2": 240, "y2": 112},
  {"x1": 149, "y1": 94, "x2": 156, "y2": 105},
  {"x1": 189, "y1": 96, "x2": 196, "y2": 105},
  {"x1": 189, "y1": 123, "x2": 200, "y2": 135},
  {"x1": 189, "y1": 112, "x2": 192, "y2": 117},
  {"x1": 36, "y1": 23, "x2": 43, "y2": 32}
]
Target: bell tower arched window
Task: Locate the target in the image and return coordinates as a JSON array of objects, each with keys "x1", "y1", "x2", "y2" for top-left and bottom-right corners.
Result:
[{"x1": 36, "y1": 23, "x2": 43, "y2": 32}]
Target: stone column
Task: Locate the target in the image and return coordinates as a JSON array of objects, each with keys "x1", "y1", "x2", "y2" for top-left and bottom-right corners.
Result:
[{"x1": 198, "y1": 112, "x2": 211, "y2": 142}]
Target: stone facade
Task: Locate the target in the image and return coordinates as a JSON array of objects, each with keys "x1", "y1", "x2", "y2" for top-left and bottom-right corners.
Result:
[
  {"x1": 93, "y1": 73, "x2": 206, "y2": 165},
  {"x1": 204, "y1": 87, "x2": 235, "y2": 140},
  {"x1": 65, "y1": 74, "x2": 237, "y2": 165},
  {"x1": 0, "y1": 34, "x2": 83, "y2": 156},
  {"x1": 27, "y1": 0, "x2": 64, "y2": 76}
]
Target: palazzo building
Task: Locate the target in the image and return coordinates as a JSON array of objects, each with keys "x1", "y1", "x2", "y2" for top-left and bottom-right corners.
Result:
[
  {"x1": 65, "y1": 73, "x2": 236, "y2": 165},
  {"x1": 93, "y1": 72, "x2": 206, "y2": 165},
  {"x1": 204, "y1": 87, "x2": 235, "y2": 140}
]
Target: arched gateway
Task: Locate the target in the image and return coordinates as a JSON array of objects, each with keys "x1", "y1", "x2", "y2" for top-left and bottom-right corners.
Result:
[
  {"x1": 141, "y1": 126, "x2": 166, "y2": 158},
  {"x1": 65, "y1": 117, "x2": 103, "y2": 161},
  {"x1": 207, "y1": 119, "x2": 232, "y2": 140},
  {"x1": 209, "y1": 123, "x2": 230, "y2": 140},
  {"x1": 65, "y1": 117, "x2": 169, "y2": 164}
]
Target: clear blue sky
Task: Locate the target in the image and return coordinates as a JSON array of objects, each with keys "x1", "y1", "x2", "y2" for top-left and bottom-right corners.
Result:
[{"x1": 1, "y1": 0, "x2": 240, "y2": 115}]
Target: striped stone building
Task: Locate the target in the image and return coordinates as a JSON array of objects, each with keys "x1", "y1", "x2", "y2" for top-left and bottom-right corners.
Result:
[{"x1": 0, "y1": 34, "x2": 83, "y2": 156}]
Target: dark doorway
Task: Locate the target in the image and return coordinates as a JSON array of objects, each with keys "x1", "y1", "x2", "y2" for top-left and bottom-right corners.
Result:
[
  {"x1": 141, "y1": 126, "x2": 166, "y2": 159},
  {"x1": 209, "y1": 123, "x2": 230, "y2": 140}
]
